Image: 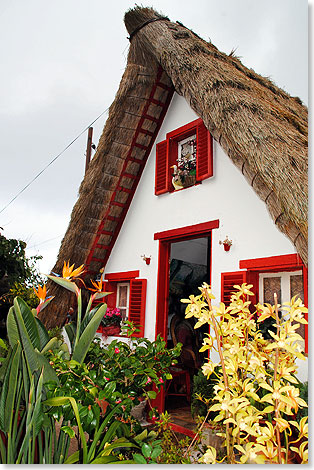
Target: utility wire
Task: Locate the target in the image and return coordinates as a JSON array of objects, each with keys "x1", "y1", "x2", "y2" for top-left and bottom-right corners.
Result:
[{"x1": 0, "y1": 107, "x2": 109, "y2": 215}]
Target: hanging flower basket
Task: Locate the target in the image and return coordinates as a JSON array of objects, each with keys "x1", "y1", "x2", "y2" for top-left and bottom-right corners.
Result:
[
  {"x1": 102, "y1": 325, "x2": 121, "y2": 337},
  {"x1": 182, "y1": 174, "x2": 196, "y2": 187}
]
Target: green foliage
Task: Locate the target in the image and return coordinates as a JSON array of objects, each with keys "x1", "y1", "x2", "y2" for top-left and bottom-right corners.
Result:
[
  {"x1": 191, "y1": 368, "x2": 219, "y2": 420},
  {"x1": 0, "y1": 233, "x2": 43, "y2": 324},
  {"x1": 85, "y1": 334, "x2": 181, "y2": 402}
]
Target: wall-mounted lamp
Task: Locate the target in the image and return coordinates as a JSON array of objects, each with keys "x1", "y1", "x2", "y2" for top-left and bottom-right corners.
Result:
[
  {"x1": 219, "y1": 236, "x2": 233, "y2": 252},
  {"x1": 141, "y1": 255, "x2": 152, "y2": 265}
]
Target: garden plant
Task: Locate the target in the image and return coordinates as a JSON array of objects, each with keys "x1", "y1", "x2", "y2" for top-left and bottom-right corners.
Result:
[
  {"x1": 182, "y1": 282, "x2": 308, "y2": 464},
  {"x1": 0, "y1": 261, "x2": 181, "y2": 464}
]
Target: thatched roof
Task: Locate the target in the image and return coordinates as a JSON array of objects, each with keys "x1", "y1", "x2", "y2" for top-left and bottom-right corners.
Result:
[{"x1": 40, "y1": 6, "x2": 307, "y2": 328}]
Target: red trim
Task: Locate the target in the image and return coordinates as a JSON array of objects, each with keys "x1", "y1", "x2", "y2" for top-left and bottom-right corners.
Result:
[
  {"x1": 129, "y1": 279, "x2": 147, "y2": 337},
  {"x1": 154, "y1": 221, "x2": 219, "y2": 412},
  {"x1": 168, "y1": 423, "x2": 196, "y2": 439},
  {"x1": 166, "y1": 118, "x2": 202, "y2": 140},
  {"x1": 154, "y1": 220, "x2": 219, "y2": 241},
  {"x1": 104, "y1": 270, "x2": 140, "y2": 281},
  {"x1": 85, "y1": 67, "x2": 174, "y2": 273},
  {"x1": 239, "y1": 254, "x2": 303, "y2": 271},
  {"x1": 240, "y1": 253, "x2": 308, "y2": 354}
]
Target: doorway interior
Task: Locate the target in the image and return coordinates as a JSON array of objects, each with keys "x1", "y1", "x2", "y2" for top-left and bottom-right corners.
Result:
[{"x1": 165, "y1": 235, "x2": 211, "y2": 428}]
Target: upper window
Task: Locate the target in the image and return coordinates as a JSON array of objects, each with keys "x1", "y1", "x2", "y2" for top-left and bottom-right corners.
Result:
[{"x1": 155, "y1": 118, "x2": 213, "y2": 195}]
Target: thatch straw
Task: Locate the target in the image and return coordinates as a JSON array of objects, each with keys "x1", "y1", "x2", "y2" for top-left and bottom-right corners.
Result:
[{"x1": 40, "y1": 6, "x2": 307, "y2": 328}]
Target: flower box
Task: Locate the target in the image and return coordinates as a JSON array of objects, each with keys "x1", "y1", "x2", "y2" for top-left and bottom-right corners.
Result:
[{"x1": 102, "y1": 325, "x2": 121, "y2": 337}]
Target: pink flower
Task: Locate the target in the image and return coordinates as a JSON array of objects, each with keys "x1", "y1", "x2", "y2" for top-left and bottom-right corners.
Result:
[
  {"x1": 115, "y1": 347, "x2": 120, "y2": 354},
  {"x1": 116, "y1": 399, "x2": 122, "y2": 404},
  {"x1": 146, "y1": 377, "x2": 152, "y2": 385},
  {"x1": 159, "y1": 378, "x2": 164, "y2": 383},
  {"x1": 104, "y1": 377, "x2": 110, "y2": 381}
]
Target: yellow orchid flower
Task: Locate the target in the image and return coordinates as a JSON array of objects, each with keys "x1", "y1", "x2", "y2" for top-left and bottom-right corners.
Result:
[{"x1": 62, "y1": 261, "x2": 86, "y2": 280}]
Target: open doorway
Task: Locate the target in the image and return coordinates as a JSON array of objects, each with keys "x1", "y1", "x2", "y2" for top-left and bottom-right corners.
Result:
[
  {"x1": 165, "y1": 236, "x2": 211, "y2": 426},
  {"x1": 154, "y1": 220, "x2": 219, "y2": 422}
]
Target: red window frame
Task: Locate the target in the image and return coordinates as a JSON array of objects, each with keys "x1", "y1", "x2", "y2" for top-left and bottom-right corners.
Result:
[
  {"x1": 98, "y1": 270, "x2": 147, "y2": 337},
  {"x1": 155, "y1": 118, "x2": 213, "y2": 195},
  {"x1": 239, "y1": 254, "x2": 308, "y2": 353}
]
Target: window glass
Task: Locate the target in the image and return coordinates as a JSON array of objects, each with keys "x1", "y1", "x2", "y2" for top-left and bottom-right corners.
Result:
[
  {"x1": 263, "y1": 276, "x2": 281, "y2": 305},
  {"x1": 117, "y1": 283, "x2": 129, "y2": 321},
  {"x1": 259, "y1": 270, "x2": 304, "y2": 342}
]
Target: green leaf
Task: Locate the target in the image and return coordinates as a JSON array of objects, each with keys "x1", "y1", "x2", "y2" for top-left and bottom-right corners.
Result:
[
  {"x1": 141, "y1": 443, "x2": 152, "y2": 458},
  {"x1": 146, "y1": 391, "x2": 156, "y2": 400},
  {"x1": 0, "y1": 339, "x2": 7, "y2": 350},
  {"x1": 72, "y1": 303, "x2": 108, "y2": 364},
  {"x1": 103, "y1": 380, "x2": 116, "y2": 397},
  {"x1": 34, "y1": 316, "x2": 50, "y2": 350},
  {"x1": 0, "y1": 343, "x2": 21, "y2": 432},
  {"x1": 6, "y1": 307, "x2": 20, "y2": 348},
  {"x1": 151, "y1": 446, "x2": 162, "y2": 460},
  {"x1": 61, "y1": 425, "x2": 75, "y2": 438},
  {"x1": 133, "y1": 453, "x2": 147, "y2": 464},
  {"x1": 40, "y1": 336, "x2": 59, "y2": 354},
  {"x1": 14, "y1": 297, "x2": 40, "y2": 349},
  {"x1": 47, "y1": 275, "x2": 79, "y2": 294},
  {"x1": 134, "y1": 429, "x2": 148, "y2": 442}
]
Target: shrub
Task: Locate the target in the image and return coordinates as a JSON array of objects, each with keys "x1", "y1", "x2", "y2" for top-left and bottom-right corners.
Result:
[{"x1": 182, "y1": 282, "x2": 308, "y2": 464}]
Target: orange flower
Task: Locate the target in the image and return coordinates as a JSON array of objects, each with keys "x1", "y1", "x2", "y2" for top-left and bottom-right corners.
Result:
[
  {"x1": 89, "y1": 278, "x2": 104, "y2": 293},
  {"x1": 33, "y1": 284, "x2": 47, "y2": 303},
  {"x1": 62, "y1": 261, "x2": 85, "y2": 280}
]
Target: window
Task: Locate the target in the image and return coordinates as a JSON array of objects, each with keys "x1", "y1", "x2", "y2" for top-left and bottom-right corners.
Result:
[
  {"x1": 237, "y1": 254, "x2": 308, "y2": 352},
  {"x1": 155, "y1": 118, "x2": 213, "y2": 195},
  {"x1": 116, "y1": 283, "x2": 130, "y2": 321},
  {"x1": 102, "y1": 271, "x2": 147, "y2": 337}
]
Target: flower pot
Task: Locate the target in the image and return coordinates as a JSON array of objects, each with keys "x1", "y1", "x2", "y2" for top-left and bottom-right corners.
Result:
[
  {"x1": 102, "y1": 325, "x2": 121, "y2": 337},
  {"x1": 182, "y1": 174, "x2": 196, "y2": 187}
]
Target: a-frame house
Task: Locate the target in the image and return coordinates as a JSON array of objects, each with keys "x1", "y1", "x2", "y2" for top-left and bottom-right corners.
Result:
[{"x1": 40, "y1": 7, "x2": 308, "y2": 384}]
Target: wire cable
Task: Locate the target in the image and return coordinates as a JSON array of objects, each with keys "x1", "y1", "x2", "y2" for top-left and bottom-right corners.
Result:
[{"x1": 0, "y1": 107, "x2": 109, "y2": 215}]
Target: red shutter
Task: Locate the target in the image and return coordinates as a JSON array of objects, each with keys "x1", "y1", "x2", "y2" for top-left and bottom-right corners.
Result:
[
  {"x1": 129, "y1": 279, "x2": 147, "y2": 337},
  {"x1": 155, "y1": 140, "x2": 169, "y2": 195},
  {"x1": 104, "y1": 281, "x2": 117, "y2": 309},
  {"x1": 221, "y1": 271, "x2": 247, "y2": 305},
  {"x1": 196, "y1": 121, "x2": 213, "y2": 181}
]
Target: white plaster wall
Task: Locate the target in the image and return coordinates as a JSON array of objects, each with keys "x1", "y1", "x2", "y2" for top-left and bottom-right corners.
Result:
[{"x1": 104, "y1": 93, "x2": 307, "y2": 379}]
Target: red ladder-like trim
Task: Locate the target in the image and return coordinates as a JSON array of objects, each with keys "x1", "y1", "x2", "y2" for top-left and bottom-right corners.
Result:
[{"x1": 85, "y1": 68, "x2": 174, "y2": 272}]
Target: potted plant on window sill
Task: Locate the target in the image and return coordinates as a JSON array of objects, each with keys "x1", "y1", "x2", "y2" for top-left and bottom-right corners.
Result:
[
  {"x1": 171, "y1": 159, "x2": 196, "y2": 190},
  {"x1": 100, "y1": 308, "x2": 122, "y2": 337}
]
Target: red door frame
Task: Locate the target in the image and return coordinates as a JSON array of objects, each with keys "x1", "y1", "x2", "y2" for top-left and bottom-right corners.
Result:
[{"x1": 153, "y1": 220, "x2": 219, "y2": 412}]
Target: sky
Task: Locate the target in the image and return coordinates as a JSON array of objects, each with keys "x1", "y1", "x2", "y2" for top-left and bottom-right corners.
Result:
[{"x1": 0, "y1": 0, "x2": 309, "y2": 277}]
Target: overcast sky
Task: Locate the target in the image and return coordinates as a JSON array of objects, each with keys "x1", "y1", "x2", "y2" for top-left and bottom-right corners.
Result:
[{"x1": 0, "y1": 0, "x2": 309, "y2": 277}]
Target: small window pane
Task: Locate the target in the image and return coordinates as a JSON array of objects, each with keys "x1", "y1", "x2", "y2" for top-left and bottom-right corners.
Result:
[
  {"x1": 118, "y1": 285, "x2": 128, "y2": 307},
  {"x1": 290, "y1": 274, "x2": 305, "y2": 340},
  {"x1": 263, "y1": 277, "x2": 281, "y2": 305},
  {"x1": 290, "y1": 275, "x2": 304, "y2": 302}
]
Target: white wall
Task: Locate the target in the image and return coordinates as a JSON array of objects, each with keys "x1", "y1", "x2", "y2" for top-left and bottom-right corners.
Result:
[{"x1": 104, "y1": 93, "x2": 307, "y2": 379}]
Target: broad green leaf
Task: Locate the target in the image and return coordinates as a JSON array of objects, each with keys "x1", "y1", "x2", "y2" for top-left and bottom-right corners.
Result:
[
  {"x1": 103, "y1": 380, "x2": 116, "y2": 397},
  {"x1": 141, "y1": 443, "x2": 152, "y2": 458},
  {"x1": 34, "y1": 316, "x2": 50, "y2": 350},
  {"x1": 0, "y1": 339, "x2": 7, "y2": 350},
  {"x1": 0, "y1": 343, "x2": 21, "y2": 432},
  {"x1": 64, "y1": 450, "x2": 80, "y2": 464},
  {"x1": 6, "y1": 307, "x2": 20, "y2": 349},
  {"x1": 72, "y1": 303, "x2": 107, "y2": 363},
  {"x1": 14, "y1": 297, "x2": 40, "y2": 349},
  {"x1": 146, "y1": 391, "x2": 156, "y2": 400},
  {"x1": 133, "y1": 453, "x2": 147, "y2": 464},
  {"x1": 47, "y1": 275, "x2": 79, "y2": 295},
  {"x1": 40, "y1": 336, "x2": 59, "y2": 354}
]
